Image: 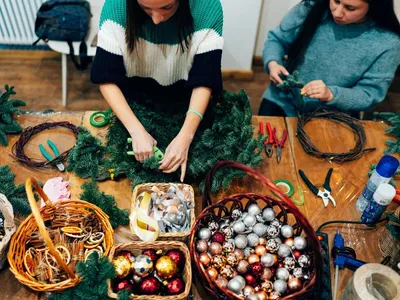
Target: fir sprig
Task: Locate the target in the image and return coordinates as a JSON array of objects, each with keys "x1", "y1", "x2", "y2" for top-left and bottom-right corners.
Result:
[{"x1": 374, "y1": 112, "x2": 400, "y2": 155}]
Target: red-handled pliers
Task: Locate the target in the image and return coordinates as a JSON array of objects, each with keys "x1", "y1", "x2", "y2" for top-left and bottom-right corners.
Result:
[
  {"x1": 393, "y1": 189, "x2": 400, "y2": 204},
  {"x1": 265, "y1": 122, "x2": 276, "y2": 158},
  {"x1": 273, "y1": 129, "x2": 288, "y2": 164}
]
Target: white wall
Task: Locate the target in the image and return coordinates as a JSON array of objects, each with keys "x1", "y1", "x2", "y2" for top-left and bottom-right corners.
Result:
[
  {"x1": 396, "y1": 0, "x2": 400, "y2": 18},
  {"x1": 221, "y1": 0, "x2": 263, "y2": 71}
]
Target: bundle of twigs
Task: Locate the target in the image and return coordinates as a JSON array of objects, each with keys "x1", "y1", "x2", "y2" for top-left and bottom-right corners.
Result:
[{"x1": 297, "y1": 108, "x2": 376, "y2": 163}]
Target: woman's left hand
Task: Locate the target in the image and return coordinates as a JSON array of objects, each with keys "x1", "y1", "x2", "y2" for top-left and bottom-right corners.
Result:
[
  {"x1": 301, "y1": 80, "x2": 334, "y2": 102},
  {"x1": 159, "y1": 131, "x2": 193, "y2": 182}
]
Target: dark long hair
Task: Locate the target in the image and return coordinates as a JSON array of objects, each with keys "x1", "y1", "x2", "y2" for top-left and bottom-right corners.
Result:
[
  {"x1": 126, "y1": 0, "x2": 193, "y2": 53},
  {"x1": 286, "y1": 0, "x2": 400, "y2": 73}
]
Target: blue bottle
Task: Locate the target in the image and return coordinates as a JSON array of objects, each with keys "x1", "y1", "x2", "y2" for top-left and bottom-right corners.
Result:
[{"x1": 361, "y1": 183, "x2": 396, "y2": 225}]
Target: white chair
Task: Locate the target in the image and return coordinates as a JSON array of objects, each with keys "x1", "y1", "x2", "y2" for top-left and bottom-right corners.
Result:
[{"x1": 48, "y1": 0, "x2": 104, "y2": 107}]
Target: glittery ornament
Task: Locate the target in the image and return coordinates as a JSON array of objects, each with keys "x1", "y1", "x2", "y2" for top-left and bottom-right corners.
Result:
[
  {"x1": 284, "y1": 238, "x2": 294, "y2": 248},
  {"x1": 262, "y1": 208, "x2": 276, "y2": 222},
  {"x1": 155, "y1": 256, "x2": 178, "y2": 279},
  {"x1": 114, "y1": 279, "x2": 133, "y2": 293},
  {"x1": 208, "y1": 221, "x2": 219, "y2": 232},
  {"x1": 266, "y1": 225, "x2": 279, "y2": 239},
  {"x1": 293, "y1": 250, "x2": 301, "y2": 259},
  {"x1": 255, "y1": 291, "x2": 268, "y2": 300},
  {"x1": 199, "y1": 253, "x2": 211, "y2": 267},
  {"x1": 269, "y1": 291, "x2": 282, "y2": 300},
  {"x1": 270, "y1": 218, "x2": 281, "y2": 228},
  {"x1": 243, "y1": 285, "x2": 255, "y2": 296},
  {"x1": 232, "y1": 221, "x2": 246, "y2": 234},
  {"x1": 226, "y1": 252, "x2": 239, "y2": 266},
  {"x1": 206, "y1": 267, "x2": 219, "y2": 280},
  {"x1": 261, "y1": 280, "x2": 273, "y2": 292},
  {"x1": 248, "y1": 254, "x2": 260, "y2": 264},
  {"x1": 243, "y1": 247, "x2": 254, "y2": 258},
  {"x1": 261, "y1": 267, "x2": 273, "y2": 281},
  {"x1": 112, "y1": 256, "x2": 132, "y2": 278},
  {"x1": 228, "y1": 277, "x2": 244, "y2": 294},
  {"x1": 233, "y1": 249, "x2": 245, "y2": 260},
  {"x1": 211, "y1": 255, "x2": 226, "y2": 269},
  {"x1": 140, "y1": 277, "x2": 160, "y2": 294},
  {"x1": 255, "y1": 245, "x2": 267, "y2": 256},
  {"x1": 283, "y1": 257, "x2": 296, "y2": 270},
  {"x1": 220, "y1": 265, "x2": 234, "y2": 278},
  {"x1": 133, "y1": 255, "x2": 154, "y2": 278},
  {"x1": 281, "y1": 225, "x2": 294, "y2": 238},
  {"x1": 244, "y1": 273, "x2": 257, "y2": 286},
  {"x1": 196, "y1": 240, "x2": 208, "y2": 253},
  {"x1": 247, "y1": 233, "x2": 260, "y2": 247},
  {"x1": 220, "y1": 225, "x2": 233, "y2": 239},
  {"x1": 142, "y1": 249, "x2": 158, "y2": 263},
  {"x1": 216, "y1": 276, "x2": 229, "y2": 288},
  {"x1": 298, "y1": 255, "x2": 311, "y2": 268},
  {"x1": 223, "y1": 239, "x2": 235, "y2": 253},
  {"x1": 294, "y1": 236, "x2": 307, "y2": 251},
  {"x1": 210, "y1": 242, "x2": 223, "y2": 255},
  {"x1": 266, "y1": 239, "x2": 279, "y2": 253},
  {"x1": 198, "y1": 228, "x2": 212, "y2": 240},
  {"x1": 166, "y1": 277, "x2": 185, "y2": 295},
  {"x1": 276, "y1": 267, "x2": 290, "y2": 281},
  {"x1": 256, "y1": 213, "x2": 266, "y2": 223},
  {"x1": 259, "y1": 237, "x2": 267, "y2": 245},
  {"x1": 253, "y1": 223, "x2": 268, "y2": 237},
  {"x1": 243, "y1": 214, "x2": 257, "y2": 228},
  {"x1": 166, "y1": 249, "x2": 185, "y2": 269},
  {"x1": 249, "y1": 262, "x2": 264, "y2": 277},
  {"x1": 231, "y1": 209, "x2": 242, "y2": 220},
  {"x1": 212, "y1": 232, "x2": 225, "y2": 244},
  {"x1": 236, "y1": 260, "x2": 249, "y2": 274},
  {"x1": 273, "y1": 279, "x2": 288, "y2": 294},
  {"x1": 246, "y1": 294, "x2": 259, "y2": 300},
  {"x1": 261, "y1": 253, "x2": 275, "y2": 267},
  {"x1": 293, "y1": 267, "x2": 304, "y2": 278},
  {"x1": 234, "y1": 235, "x2": 248, "y2": 249},
  {"x1": 288, "y1": 277, "x2": 303, "y2": 292},
  {"x1": 248, "y1": 204, "x2": 261, "y2": 216},
  {"x1": 277, "y1": 244, "x2": 291, "y2": 258}
]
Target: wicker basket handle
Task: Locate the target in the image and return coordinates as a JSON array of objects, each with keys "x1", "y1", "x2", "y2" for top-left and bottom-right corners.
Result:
[{"x1": 25, "y1": 178, "x2": 76, "y2": 280}]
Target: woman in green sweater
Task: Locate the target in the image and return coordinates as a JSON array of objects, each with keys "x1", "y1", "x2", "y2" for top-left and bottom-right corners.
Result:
[
  {"x1": 260, "y1": 0, "x2": 400, "y2": 116},
  {"x1": 91, "y1": 0, "x2": 223, "y2": 181}
]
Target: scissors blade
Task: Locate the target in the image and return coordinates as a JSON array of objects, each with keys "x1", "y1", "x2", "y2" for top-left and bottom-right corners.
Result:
[
  {"x1": 328, "y1": 194, "x2": 337, "y2": 207},
  {"x1": 317, "y1": 191, "x2": 329, "y2": 207},
  {"x1": 56, "y1": 163, "x2": 65, "y2": 172}
]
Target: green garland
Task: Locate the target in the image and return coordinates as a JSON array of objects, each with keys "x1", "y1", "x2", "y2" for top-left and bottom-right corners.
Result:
[
  {"x1": 374, "y1": 112, "x2": 400, "y2": 155},
  {"x1": 277, "y1": 70, "x2": 305, "y2": 112},
  {"x1": 0, "y1": 85, "x2": 26, "y2": 146}
]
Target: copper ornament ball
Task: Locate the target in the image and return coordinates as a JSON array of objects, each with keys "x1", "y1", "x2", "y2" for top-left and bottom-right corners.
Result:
[
  {"x1": 206, "y1": 267, "x2": 219, "y2": 280},
  {"x1": 244, "y1": 273, "x2": 257, "y2": 286},
  {"x1": 247, "y1": 254, "x2": 260, "y2": 264},
  {"x1": 236, "y1": 260, "x2": 249, "y2": 274},
  {"x1": 259, "y1": 237, "x2": 267, "y2": 245},
  {"x1": 261, "y1": 267, "x2": 273, "y2": 281},
  {"x1": 284, "y1": 237, "x2": 295, "y2": 248},
  {"x1": 233, "y1": 249, "x2": 245, "y2": 261},
  {"x1": 216, "y1": 276, "x2": 228, "y2": 288},
  {"x1": 196, "y1": 240, "x2": 208, "y2": 253},
  {"x1": 255, "y1": 245, "x2": 267, "y2": 256},
  {"x1": 288, "y1": 277, "x2": 303, "y2": 292},
  {"x1": 243, "y1": 285, "x2": 255, "y2": 296},
  {"x1": 255, "y1": 291, "x2": 268, "y2": 300},
  {"x1": 209, "y1": 242, "x2": 223, "y2": 256},
  {"x1": 199, "y1": 253, "x2": 211, "y2": 267}
]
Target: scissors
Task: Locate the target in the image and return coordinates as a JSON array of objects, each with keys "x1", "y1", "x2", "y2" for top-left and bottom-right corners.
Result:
[
  {"x1": 298, "y1": 168, "x2": 336, "y2": 207},
  {"x1": 126, "y1": 138, "x2": 164, "y2": 162},
  {"x1": 39, "y1": 140, "x2": 65, "y2": 171}
]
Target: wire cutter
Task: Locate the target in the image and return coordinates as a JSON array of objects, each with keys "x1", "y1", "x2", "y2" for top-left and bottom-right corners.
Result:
[
  {"x1": 273, "y1": 128, "x2": 288, "y2": 164},
  {"x1": 298, "y1": 168, "x2": 336, "y2": 207},
  {"x1": 39, "y1": 140, "x2": 65, "y2": 171},
  {"x1": 265, "y1": 122, "x2": 276, "y2": 157}
]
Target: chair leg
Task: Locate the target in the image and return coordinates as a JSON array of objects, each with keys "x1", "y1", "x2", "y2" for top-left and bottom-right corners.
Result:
[{"x1": 62, "y1": 53, "x2": 67, "y2": 107}]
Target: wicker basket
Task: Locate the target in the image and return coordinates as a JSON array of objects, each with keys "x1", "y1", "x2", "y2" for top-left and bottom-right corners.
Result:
[
  {"x1": 379, "y1": 207, "x2": 400, "y2": 272},
  {"x1": 8, "y1": 178, "x2": 114, "y2": 292},
  {"x1": 130, "y1": 183, "x2": 195, "y2": 242},
  {"x1": 0, "y1": 193, "x2": 16, "y2": 269},
  {"x1": 107, "y1": 241, "x2": 192, "y2": 300},
  {"x1": 190, "y1": 161, "x2": 322, "y2": 300}
]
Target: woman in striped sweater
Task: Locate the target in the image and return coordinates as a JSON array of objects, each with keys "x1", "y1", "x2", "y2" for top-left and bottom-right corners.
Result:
[{"x1": 91, "y1": 0, "x2": 223, "y2": 181}]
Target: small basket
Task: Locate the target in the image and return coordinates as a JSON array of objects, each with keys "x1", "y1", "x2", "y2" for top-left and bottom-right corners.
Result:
[
  {"x1": 0, "y1": 193, "x2": 16, "y2": 269},
  {"x1": 130, "y1": 183, "x2": 195, "y2": 242},
  {"x1": 8, "y1": 178, "x2": 114, "y2": 292},
  {"x1": 379, "y1": 207, "x2": 400, "y2": 271},
  {"x1": 107, "y1": 241, "x2": 192, "y2": 300},
  {"x1": 190, "y1": 161, "x2": 322, "y2": 300}
]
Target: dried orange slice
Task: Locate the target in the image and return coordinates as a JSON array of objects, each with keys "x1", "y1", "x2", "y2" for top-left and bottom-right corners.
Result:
[
  {"x1": 24, "y1": 248, "x2": 40, "y2": 276},
  {"x1": 56, "y1": 245, "x2": 71, "y2": 265},
  {"x1": 61, "y1": 227, "x2": 82, "y2": 234}
]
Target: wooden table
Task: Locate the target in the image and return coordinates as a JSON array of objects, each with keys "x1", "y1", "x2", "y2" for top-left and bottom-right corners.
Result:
[{"x1": 0, "y1": 112, "x2": 398, "y2": 299}]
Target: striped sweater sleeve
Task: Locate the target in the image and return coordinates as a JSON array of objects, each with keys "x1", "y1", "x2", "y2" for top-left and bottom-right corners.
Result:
[{"x1": 186, "y1": 0, "x2": 224, "y2": 94}]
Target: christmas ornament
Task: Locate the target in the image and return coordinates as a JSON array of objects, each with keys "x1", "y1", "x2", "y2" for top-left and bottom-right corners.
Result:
[
  {"x1": 117, "y1": 251, "x2": 135, "y2": 263},
  {"x1": 231, "y1": 209, "x2": 242, "y2": 220},
  {"x1": 293, "y1": 250, "x2": 301, "y2": 259},
  {"x1": 284, "y1": 238, "x2": 294, "y2": 248},
  {"x1": 155, "y1": 256, "x2": 178, "y2": 279},
  {"x1": 112, "y1": 256, "x2": 132, "y2": 278},
  {"x1": 208, "y1": 221, "x2": 219, "y2": 232},
  {"x1": 281, "y1": 225, "x2": 294, "y2": 238},
  {"x1": 270, "y1": 219, "x2": 281, "y2": 228},
  {"x1": 234, "y1": 235, "x2": 248, "y2": 249},
  {"x1": 255, "y1": 245, "x2": 267, "y2": 256},
  {"x1": 220, "y1": 224, "x2": 233, "y2": 239},
  {"x1": 210, "y1": 242, "x2": 223, "y2": 255},
  {"x1": 166, "y1": 277, "x2": 185, "y2": 295},
  {"x1": 247, "y1": 233, "x2": 260, "y2": 247},
  {"x1": 275, "y1": 237, "x2": 282, "y2": 244},
  {"x1": 132, "y1": 274, "x2": 142, "y2": 283},
  {"x1": 198, "y1": 228, "x2": 212, "y2": 240},
  {"x1": 211, "y1": 255, "x2": 226, "y2": 269},
  {"x1": 133, "y1": 255, "x2": 153, "y2": 278},
  {"x1": 114, "y1": 279, "x2": 133, "y2": 293},
  {"x1": 266, "y1": 239, "x2": 279, "y2": 253},
  {"x1": 266, "y1": 225, "x2": 279, "y2": 239},
  {"x1": 284, "y1": 257, "x2": 296, "y2": 270},
  {"x1": 232, "y1": 221, "x2": 246, "y2": 234},
  {"x1": 212, "y1": 232, "x2": 225, "y2": 244},
  {"x1": 273, "y1": 279, "x2": 288, "y2": 294},
  {"x1": 223, "y1": 239, "x2": 235, "y2": 253},
  {"x1": 253, "y1": 223, "x2": 268, "y2": 237},
  {"x1": 228, "y1": 276, "x2": 245, "y2": 294},
  {"x1": 294, "y1": 236, "x2": 307, "y2": 250},
  {"x1": 248, "y1": 204, "x2": 261, "y2": 216},
  {"x1": 260, "y1": 280, "x2": 273, "y2": 292},
  {"x1": 288, "y1": 277, "x2": 303, "y2": 292},
  {"x1": 139, "y1": 277, "x2": 160, "y2": 294},
  {"x1": 246, "y1": 294, "x2": 260, "y2": 300},
  {"x1": 243, "y1": 214, "x2": 257, "y2": 228},
  {"x1": 237, "y1": 260, "x2": 249, "y2": 274},
  {"x1": 262, "y1": 208, "x2": 275, "y2": 222},
  {"x1": 298, "y1": 254, "x2": 311, "y2": 268},
  {"x1": 249, "y1": 262, "x2": 264, "y2": 277},
  {"x1": 256, "y1": 214, "x2": 265, "y2": 223},
  {"x1": 220, "y1": 265, "x2": 234, "y2": 278},
  {"x1": 261, "y1": 268, "x2": 273, "y2": 281},
  {"x1": 259, "y1": 237, "x2": 267, "y2": 245},
  {"x1": 243, "y1": 285, "x2": 255, "y2": 296},
  {"x1": 216, "y1": 276, "x2": 228, "y2": 288},
  {"x1": 196, "y1": 240, "x2": 208, "y2": 253},
  {"x1": 248, "y1": 254, "x2": 260, "y2": 264},
  {"x1": 277, "y1": 244, "x2": 291, "y2": 258},
  {"x1": 243, "y1": 247, "x2": 254, "y2": 258},
  {"x1": 142, "y1": 249, "x2": 158, "y2": 263},
  {"x1": 166, "y1": 249, "x2": 185, "y2": 269},
  {"x1": 276, "y1": 267, "x2": 290, "y2": 281},
  {"x1": 199, "y1": 253, "x2": 211, "y2": 267},
  {"x1": 293, "y1": 267, "x2": 303, "y2": 278},
  {"x1": 261, "y1": 253, "x2": 277, "y2": 267},
  {"x1": 270, "y1": 291, "x2": 282, "y2": 300},
  {"x1": 206, "y1": 267, "x2": 219, "y2": 280},
  {"x1": 226, "y1": 252, "x2": 239, "y2": 266},
  {"x1": 232, "y1": 270, "x2": 239, "y2": 278},
  {"x1": 245, "y1": 273, "x2": 257, "y2": 286},
  {"x1": 255, "y1": 291, "x2": 268, "y2": 300},
  {"x1": 233, "y1": 248, "x2": 245, "y2": 260}
]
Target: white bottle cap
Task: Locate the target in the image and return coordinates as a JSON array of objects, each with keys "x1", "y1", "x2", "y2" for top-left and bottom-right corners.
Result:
[{"x1": 373, "y1": 183, "x2": 396, "y2": 206}]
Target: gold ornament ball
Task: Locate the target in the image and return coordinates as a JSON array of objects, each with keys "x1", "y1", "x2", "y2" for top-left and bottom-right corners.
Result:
[
  {"x1": 288, "y1": 277, "x2": 303, "y2": 292},
  {"x1": 255, "y1": 245, "x2": 267, "y2": 256},
  {"x1": 259, "y1": 237, "x2": 267, "y2": 245},
  {"x1": 226, "y1": 252, "x2": 239, "y2": 266},
  {"x1": 206, "y1": 267, "x2": 219, "y2": 280},
  {"x1": 243, "y1": 285, "x2": 255, "y2": 296},
  {"x1": 220, "y1": 265, "x2": 234, "y2": 278},
  {"x1": 255, "y1": 291, "x2": 268, "y2": 300},
  {"x1": 248, "y1": 254, "x2": 260, "y2": 264},
  {"x1": 284, "y1": 238, "x2": 294, "y2": 248},
  {"x1": 112, "y1": 256, "x2": 132, "y2": 278},
  {"x1": 211, "y1": 255, "x2": 226, "y2": 269},
  {"x1": 199, "y1": 253, "x2": 211, "y2": 267},
  {"x1": 155, "y1": 256, "x2": 178, "y2": 279}
]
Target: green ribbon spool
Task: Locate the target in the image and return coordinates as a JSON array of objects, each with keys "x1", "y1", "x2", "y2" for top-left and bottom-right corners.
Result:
[{"x1": 90, "y1": 111, "x2": 110, "y2": 128}]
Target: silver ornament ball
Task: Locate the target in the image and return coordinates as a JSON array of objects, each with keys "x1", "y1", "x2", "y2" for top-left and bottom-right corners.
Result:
[
  {"x1": 253, "y1": 223, "x2": 268, "y2": 237},
  {"x1": 262, "y1": 207, "x2": 276, "y2": 222},
  {"x1": 232, "y1": 221, "x2": 246, "y2": 234},
  {"x1": 243, "y1": 214, "x2": 257, "y2": 228},
  {"x1": 281, "y1": 225, "x2": 294, "y2": 238},
  {"x1": 198, "y1": 228, "x2": 212, "y2": 240},
  {"x1": 273, "y1": 279, "x2": 288, "y2": 294},
  {"x1": 247, "y1": 233, "x2": 260, "y2": 247},
  {"x1": 228, "y1": 278, "x2": 243, "y2": 294},
  {"x1": 276, "y1": 267, "x2": 290, "y2": 281},
  {"x1": 294, "y1": 236, "x2": 307, "y2": 250},
  {"x1": 261, "y1": 253, "x2": 275, "y2": 267},
  {"x1": 298, "y1": 255, "x2": 311, "y2": 268},
  {"x1": 234, "y1": 235, "x2": 248, "y2": 249},
  {"x1": 293, "y1": 267, "x2": 304, "y2": 278},
  {"x1": 274, "y1": 237, "x2": 282, "y2": 244},
  {"x1": 277, "y1": 244, "x2": 291, "y2": 258},
  {"x1": 247, "y1": 204, "x2": 261, "y2": 216},
  {"x1": 256, "y1": 214, "x2": 266, "y2": 223},
  {"x1": 233, "y1": 275, "x2": 246, "y2": 289}
]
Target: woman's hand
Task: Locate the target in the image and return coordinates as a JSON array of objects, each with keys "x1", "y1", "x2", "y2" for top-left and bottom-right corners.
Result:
[
  {"x1": 301, "y1": 80, "x2": 334, "y2": 102},
  {"x1": 159, "y1": 131, "x2": 193, "y2": 182},
  {"x1": 268, "y1": 61, "x2": 290, "y2": 85},
  {"x1": 130, "y1": 128, "x2": 157, "y2": 163}
]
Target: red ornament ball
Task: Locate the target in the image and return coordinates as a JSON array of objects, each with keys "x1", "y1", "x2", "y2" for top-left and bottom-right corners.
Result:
[
  {"x1": 142, "y1": 249, "x2": 159, "y2": 262},
  {"x1": 139, "y1": 277, "x2": 160, "y2": 295},
  {"x1": 117, "y1": 251, "x2": 135, "y2": 263},
  {"x1": 167, "y1": 277, "x2": 185, "y2": 295},
  {"x1": 211, "y1": 232, "x2": 225, "y2": 244},
  {"x1": 166, "y1": 249, "x2": 185, "y2": 269},
  {"x1": 249, "y1": 262, "x2": 264, "y2": 277},
  {"x1": 244, "y1": 273, "x2": 257, "y2": 286},
  {"x1": 278, "y1": 262, "x2": 284, "y2": 268},
  {"x1": 114, "y1": 279, "x2": 133, "y2": 293},
  {"x1": 293, "y1": 250, "x2": 302, "y2": 259}
]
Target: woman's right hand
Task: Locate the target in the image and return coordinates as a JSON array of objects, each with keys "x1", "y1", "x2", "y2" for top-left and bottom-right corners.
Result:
[
  {"x1": 268, "y1": 61, "x2": 290, "y2": 85},
  {"x1": 130, "y1": 128, "x2": 157, "y2": 163}
]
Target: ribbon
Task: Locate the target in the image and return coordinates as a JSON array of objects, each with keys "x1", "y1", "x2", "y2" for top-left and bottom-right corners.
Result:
[{"x1": 130, "y1": 193, "x2": 160, "y2": 242}]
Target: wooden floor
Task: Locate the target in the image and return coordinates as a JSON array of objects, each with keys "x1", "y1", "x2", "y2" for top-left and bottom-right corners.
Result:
[{"x1": 0, "y1": 53, "x2": 399, "y2": 116}]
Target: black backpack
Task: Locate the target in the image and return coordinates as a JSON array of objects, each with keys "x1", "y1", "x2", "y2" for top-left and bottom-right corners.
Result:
[{"x1": 33, "y1": 0, "x2": 92, "y2": 70}]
